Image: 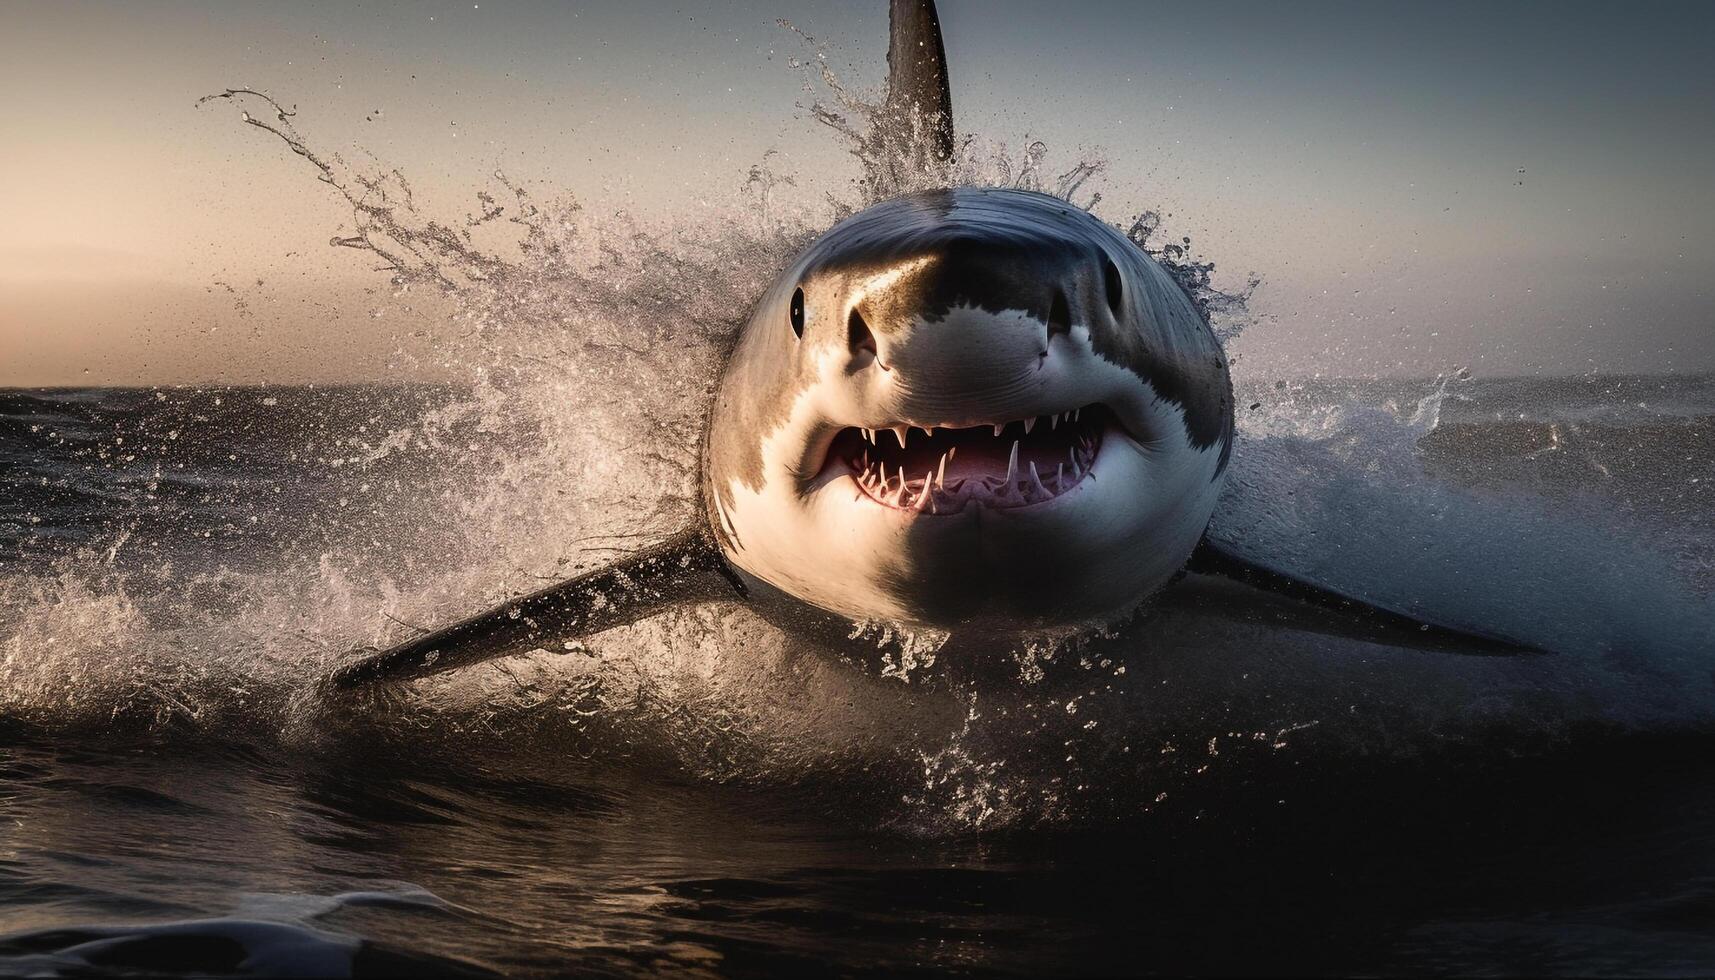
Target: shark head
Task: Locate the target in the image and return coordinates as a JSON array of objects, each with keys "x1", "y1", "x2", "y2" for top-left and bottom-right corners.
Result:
[{"x1": 705, "y1": 187, "x2": 1234, "y2": 630}]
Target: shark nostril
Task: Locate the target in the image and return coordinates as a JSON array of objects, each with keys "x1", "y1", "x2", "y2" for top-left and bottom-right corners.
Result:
[
  {"x1": 1103, "y1": 255, "x2": 1124, "y2": 315},
  {"x1": 1047, "y1": 289, "x2": 1072, "y2": 341},
  {"x1": 848, "y1": 307, "x2": 877, "y2": 360}
]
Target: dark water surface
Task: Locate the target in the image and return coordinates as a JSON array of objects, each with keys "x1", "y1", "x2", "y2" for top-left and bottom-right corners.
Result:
[
  {"x1": 7, "y1": 732, "x2": 1715, "y2": 977},
  {"x1": 2, "y1": 378, "x2": 1713, "y2": 976}
]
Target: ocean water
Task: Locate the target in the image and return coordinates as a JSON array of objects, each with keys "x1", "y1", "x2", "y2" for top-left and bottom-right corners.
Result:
[{"x1": 2, "y1": 375, "x2": 1712, "y2": 976}]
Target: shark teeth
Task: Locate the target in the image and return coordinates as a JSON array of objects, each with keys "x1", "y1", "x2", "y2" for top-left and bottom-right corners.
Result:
[
  {"x1": 1028, "y1": 461, "x2": 1049, "y2": 497},
  {"x1": 838, "y1": 404, "x2": 1106, "y2": 514}
]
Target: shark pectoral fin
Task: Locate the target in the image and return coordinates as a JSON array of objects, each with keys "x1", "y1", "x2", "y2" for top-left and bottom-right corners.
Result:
[
  {"x1": 328, "y1": 527, "x2": 746, "y2": 690},
  {"x1": 1183, "y1": 538, "x2": 1549, "y2": 657}
]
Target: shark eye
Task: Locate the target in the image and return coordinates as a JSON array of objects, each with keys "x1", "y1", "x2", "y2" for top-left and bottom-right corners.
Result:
[
  {"x1": 1103, "y1": 256, "x2": 1124, "y2": 315},
  {"x1": 789, "y1": 288, "x2": 806, "y2": 338}
]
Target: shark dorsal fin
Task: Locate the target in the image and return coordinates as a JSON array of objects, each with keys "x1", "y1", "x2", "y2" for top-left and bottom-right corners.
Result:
[
  {"x1": 865, "y1": 0, "x2": 955, "y2": 199},
  {"x1": 885, "y1": 0, "x2": 954, "y2": 164}
]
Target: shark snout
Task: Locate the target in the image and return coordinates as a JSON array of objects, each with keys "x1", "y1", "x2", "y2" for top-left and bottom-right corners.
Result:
[
  {"x1": 838, "y1": 246, "x2": 1122, "y2": 419},
  {"x1": 875, "y1": 306, "x2": 1054, "y2": 414}
]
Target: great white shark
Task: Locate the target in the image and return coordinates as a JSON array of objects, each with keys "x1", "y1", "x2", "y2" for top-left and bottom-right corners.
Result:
[{"x1": 330, "y1": 0, "x2": 1540, "y2": 690}]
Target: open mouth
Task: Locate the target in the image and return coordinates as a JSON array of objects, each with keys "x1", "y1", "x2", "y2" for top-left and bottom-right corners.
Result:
[{"x1": 825, "y1": 405, "x2": 1108, "y2": 513}]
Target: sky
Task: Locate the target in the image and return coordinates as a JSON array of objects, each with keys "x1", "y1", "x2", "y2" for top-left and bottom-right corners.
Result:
[{"x1": 1, "y1": 0, "x2": 1712, "y2": 384}]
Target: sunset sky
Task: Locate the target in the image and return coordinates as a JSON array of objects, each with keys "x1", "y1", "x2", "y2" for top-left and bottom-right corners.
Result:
[{"x1": 2, "y1": 0, "x2": 1711, "y2": 384}]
